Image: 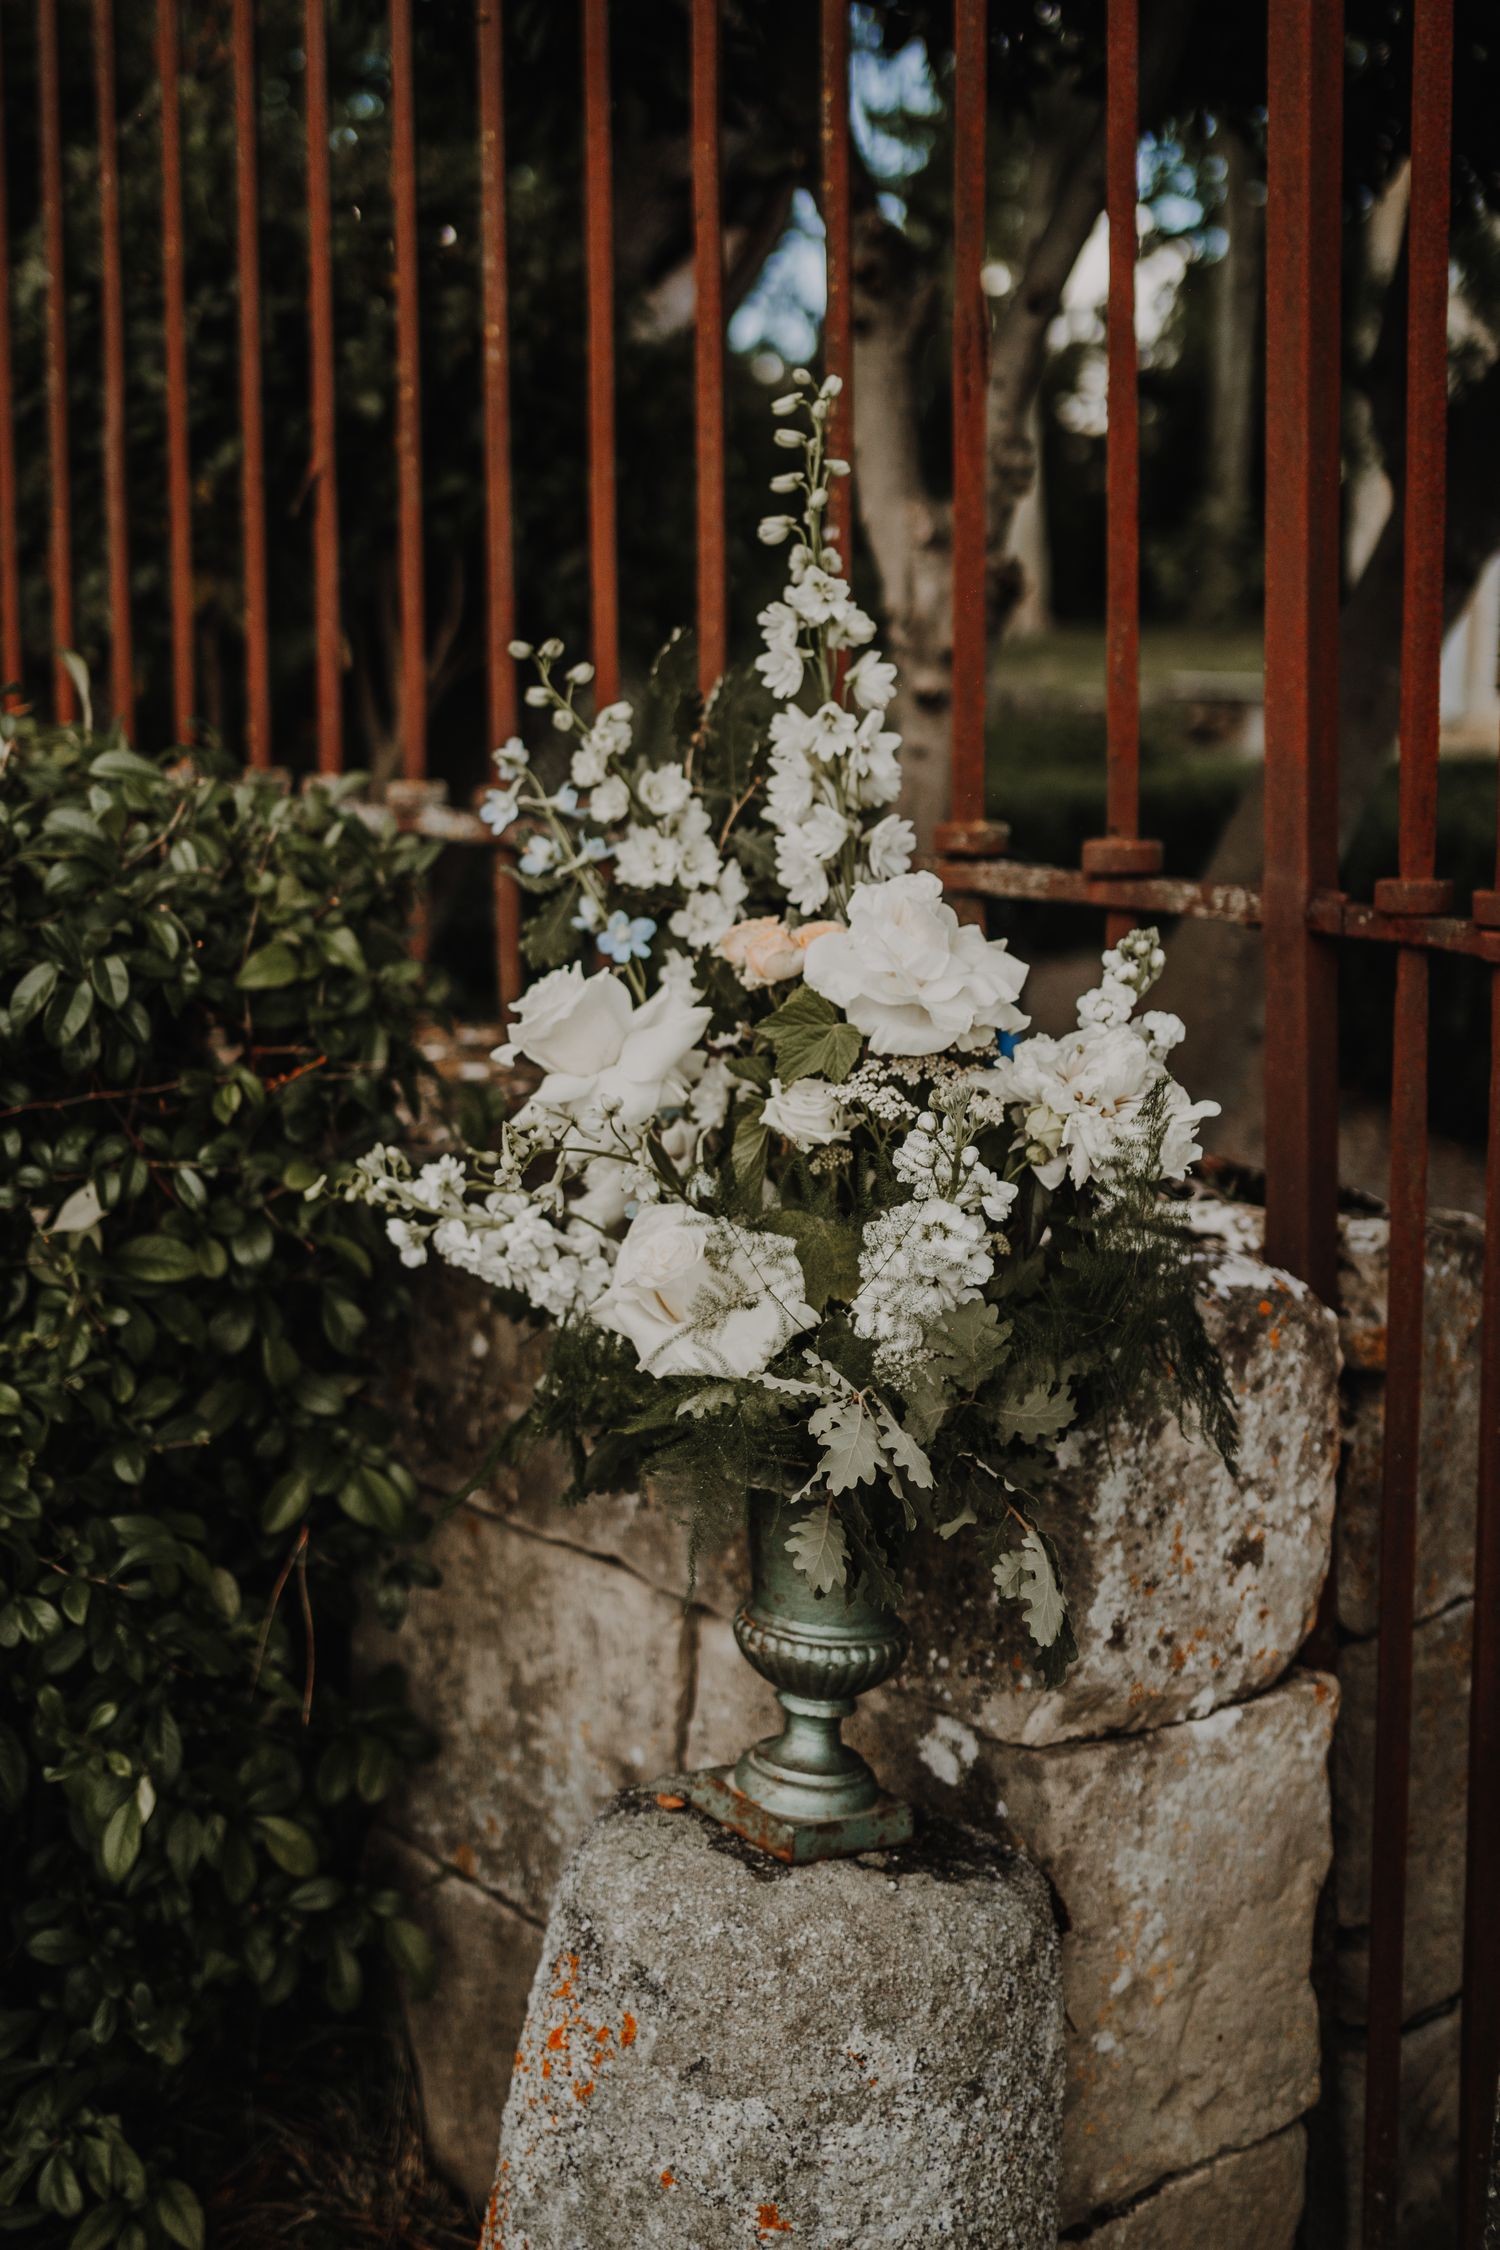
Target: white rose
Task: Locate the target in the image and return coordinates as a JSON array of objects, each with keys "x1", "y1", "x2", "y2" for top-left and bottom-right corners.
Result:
[
  {"x1": 803, "y1": 872, "x2": 1030, "y2": 1057},
  {"x1": 594, "y1": 1205, "x2": 816, "y2": 1378},
  {"x1": 761, "y1": 1076, "x2": 850, "y2": 1148},
  {"x1": 508, "y1": 969, "x2": 711, "y2": 1131},
  {"x1": 496, "y1": 963, "x2": 631, "y2": 1077},
  {"x1": 638, "y1": 762, "x2": 693, "y2": 817}
]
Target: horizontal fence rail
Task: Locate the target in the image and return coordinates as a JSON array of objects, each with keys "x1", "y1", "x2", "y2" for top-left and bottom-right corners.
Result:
[{"x1": 0, "y1": 6, "x2": 1493, "y2": 2234}]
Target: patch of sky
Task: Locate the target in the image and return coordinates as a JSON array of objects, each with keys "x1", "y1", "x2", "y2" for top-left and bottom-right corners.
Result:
[{"x1": 732, "y1": 9, "x2": 938, "y2": 367}]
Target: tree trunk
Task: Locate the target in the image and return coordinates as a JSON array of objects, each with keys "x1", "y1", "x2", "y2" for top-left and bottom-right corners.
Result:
[
  {"x1": 1190, "y1": 125, "x2": 1262, "y2": 623},
  {"x1": 851, "y1": 0, "x2": 1197, "y2": 851}
]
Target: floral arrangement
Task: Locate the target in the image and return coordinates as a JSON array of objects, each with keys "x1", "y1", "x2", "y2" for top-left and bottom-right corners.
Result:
[{"x1": 341, "y1": 371, "x2": 1233, "y2": 1679}]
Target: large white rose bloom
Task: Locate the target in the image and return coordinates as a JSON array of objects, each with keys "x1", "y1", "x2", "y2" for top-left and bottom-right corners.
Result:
[
  {"x1": 803, "y1": 872, "x2": 1030, "y2": 1056},
  {"x1": 991, "y1": 1022, "x2": 1219, "y2": 1191},
  {"x1": 496, "y1": 964, "x2": 710, "y2": 1131},
  {"x1": 594, "y1": 1205, "x2": 816, "y2": 1377}
]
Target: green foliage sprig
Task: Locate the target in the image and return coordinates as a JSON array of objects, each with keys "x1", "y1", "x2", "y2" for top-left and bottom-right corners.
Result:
[{"x1": 0, "y1": 717, "x2": 437, "y2": 2248}]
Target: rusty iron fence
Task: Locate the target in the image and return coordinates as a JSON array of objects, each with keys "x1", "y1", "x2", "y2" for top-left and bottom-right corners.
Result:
[{"x1": 0, "y1": 0, "x2": 1497, "y2": 2240}]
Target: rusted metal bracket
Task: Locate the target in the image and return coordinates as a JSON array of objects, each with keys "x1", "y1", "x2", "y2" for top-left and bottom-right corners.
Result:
[
  {"x1": 933, "y1": 817, "x2": 1010, "y2": 859},
  {"x1": 1371, "y1": 875, "x2": 1456, "y2": 916},
  {"x1": 1080, "y1": 835, "x2": 1164, "y2": 878}
]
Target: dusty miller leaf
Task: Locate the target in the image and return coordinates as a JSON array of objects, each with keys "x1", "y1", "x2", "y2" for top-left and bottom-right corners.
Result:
[
  {"x1": 675, "y1": 1383, "x2": 744, "y2": 1421},
  {"x1": 784, "y1": 1506, "x2": 849, "y2": 1596},
  {"x1": 993, "y1": 1526, "x2": 1068, "y2": 1650},
  {"x1": 992, "y1": 1375, "x2": 1075, "y2": 1447},
  {"x1": 871, "y1": 1399, "x2": 934, "y2": 1490},
  {"x1": 806, "y1": 1394, "x2": 881, "y2": 1494}
]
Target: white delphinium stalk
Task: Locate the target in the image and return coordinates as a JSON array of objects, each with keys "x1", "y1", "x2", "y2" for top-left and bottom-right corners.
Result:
[
  {"x1": 750, "y1": 371, "x2": 918, "y2": 915},
  {"x1": 985, "y1": 926, "x2": 1218, "y2": 1192}
]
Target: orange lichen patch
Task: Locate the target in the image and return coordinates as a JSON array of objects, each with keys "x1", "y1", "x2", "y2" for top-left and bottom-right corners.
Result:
[
  {"x1": 594, "y1": 2025, "x2": 613, "y2": 2046},
  {"x1": 550, "y1": 1952, "x2": 579, "y2": 2000},
  {"x1": 454, "y1": 1842, "x2": 477, "y2": 1878},
  {"x1": 756, "y1": 2205, "x2": 794, "y2": 2237},
  {"x1": 572, "y1": 2079, "x2": 595, "y2": 2101},
  {"x1": 1268, "y1": 1327, "x2": 1282, "y2": 1349},
  {"x1": 1258, "y1": 1298, "x2": 1273, "y2": 1317},
  {"x1": 659, "y1": 2170, "x2": 676, "y2": 2190},
  {"x1": 502, "y1": 1953, "x2": 641, "y2": 2148},
  {"x1": 546, "y1": 2026, "x2": 568, "y2": 2052},
  {"x1": 1313, "y1": 1678, "x2": 1332, "y2": 1703},
  {"x1": 655, "y1": 1792, "x2": 687, "y2": 1810},
  {"x1": 621, "y1": 2012, "x2": 638, "y2": 2047}
]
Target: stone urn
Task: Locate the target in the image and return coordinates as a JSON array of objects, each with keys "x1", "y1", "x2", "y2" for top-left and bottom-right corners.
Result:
[{"x1": 682, "y1": 1492, "x2": 913, "y2": 1862}]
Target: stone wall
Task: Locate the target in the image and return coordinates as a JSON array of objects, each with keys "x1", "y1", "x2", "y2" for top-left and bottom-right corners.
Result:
[{"x1": 362, "y1": 1193, "x2": 1363, "y2": 2240}]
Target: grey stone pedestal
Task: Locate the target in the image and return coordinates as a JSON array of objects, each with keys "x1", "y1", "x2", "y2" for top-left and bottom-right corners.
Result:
[{"x1": 481, "y1": 1788, "x2": 1063, "y2": 2249}]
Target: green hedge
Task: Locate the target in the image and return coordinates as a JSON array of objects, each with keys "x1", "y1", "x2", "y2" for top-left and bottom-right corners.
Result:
[{"x1": 0, "y1": 720, "x2": 439, "y2": 2246}]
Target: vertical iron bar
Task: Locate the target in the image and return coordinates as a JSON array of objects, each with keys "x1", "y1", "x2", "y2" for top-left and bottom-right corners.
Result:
[
  {"x1": 305, "y1": 0, "x2": 342, "y2": 772},
  {"x1": 157, "y1": 0, "x2": 193, "y2": 744},
  {"x1": 93, "y1": 0, "x2": 133, "y2": 736},
  {"x1": 1103, "y1": 0, "x2": 1139, "y2": 945},
  {"x1": 691, "y1": 0, "x2": 725, "y2": 698},
  {"x1": 1461, "y1": 947, "x2": 1500, "y2": 2242},
  {"x1": 1361, "y1": 3, "x2": 1453, "y2": 2241},
  {"x1": 1260, "y1": 0, "x2": 1342, "y2": 1307},
  {"x1": 233, "y1": 0, "x2": 271, "y2": 768},
  {"x1": 819, "y1": 0, "x2": 852, "y2": 572},
  {"x1": 581, "y1": 0, "x2": 618, "y2": 704},
  {"x1": 1104, "y1": 0, "x2": 1139, "y2": 837},
  {"x1": 477, "y1": 0, "x2": 521, "y2": 1013},
  {"x1": 949, "y1": 0, "x2": 987, "y2": 833},
  {"x1": 38, "y1": 0, "x2": 74, "y2": 723},
  {"x1": 0, "y1": 19, "x2": 21, "y2": 700},
  {"x1": 391, "y1": 0, "x2": 425, "y2": 780}
]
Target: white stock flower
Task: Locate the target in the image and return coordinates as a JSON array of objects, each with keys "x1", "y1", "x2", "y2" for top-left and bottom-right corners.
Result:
[
  {"x1": 860, "y1": 812, "x2": 915, "y2": 881},
  {"x1": 502, "y1": 966, "x2": 711, "y2": 1132},
  {"x1": 850, "y1": 1197, "x2": 993, "y2": 1370},
  {"x1": 570, "y1": 739, "x2": 609, "y2": 788},
  {"x1": 761, "y1": 1076, "x2": 850, "y2": 1149},
  {"x1": 803, "y1": 873, "x2": 1029, "y2": 1056},
  {"x1": 480, "y1": 785, "x2": 522, "y2": 836},
  {"x1": 846, "y1": 650, "x2": 897, "y2": 711},
  {"x1": 785, "y1": 565, "x2": 850, "y2": 627},
  {"x1": 594, "y1": 1206, "x2": 816, "y2": 1378},
  {"x1": 638, "y1": 762, "x2": 693, "y2": 817}
]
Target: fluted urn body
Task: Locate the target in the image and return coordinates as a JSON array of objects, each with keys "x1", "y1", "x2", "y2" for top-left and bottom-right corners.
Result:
[{"x1": 681, "y1": 1494, "x2": 914, "y2": 1862}]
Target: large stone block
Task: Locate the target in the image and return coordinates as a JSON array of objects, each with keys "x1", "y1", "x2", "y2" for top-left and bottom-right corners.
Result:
[
  {"x1": 1077, "y1": 2122, "x2": 1306, "y2": 2248},
  {"x1": 1334, "y1": 1600, "x2": 1471, "y2": 2024},
  {"x1": 890, "y1": 1225, "x2": 1339, "y2": 1743},
  {"x1": 1335, "y1": 1209, "x2": 1483, "y2": 1636},
  {"x1": 363, "y1": 1505, "x2": 691, "y2": 1920},
  {"x1": 484, "y1": 1792, "x2": 1064, "y2": 2250},
  {"x1": 841, "y1": 1668, "x2": 1336, "y2": 2222},
  {"x1": 383, "y1": 1837, "x2": 542, "y2": 2203}
]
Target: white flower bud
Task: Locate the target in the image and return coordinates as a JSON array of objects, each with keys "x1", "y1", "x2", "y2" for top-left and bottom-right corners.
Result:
[
  {"x1": 551, "y1": 706, "x2": 575, "y2": 731},
  {"x1": 807, "y1": 487, "x2": 828, "y2": 510},
  {"x1": 917, "y1": 1111, "x2": 935, "y2": 1132},
  {"x1": 539, "y1": 636, "x2": 565, "y2": 661},
  {"x1": 773, "y1": 428, "x2": 807, "y2": 449},
  {"x1": 827, "y1": 458, "x2": 851, "y2": 476},
  {"x1": 772, "y1": 394, "x2": 801, "y2": 416},
  {"x1": 566, "y1": 661, "x2": 595, "y2": 685},
  {"x1": 524, "y1": 684, "x2": 549, "y2": 707},
  {"x1": 791, "y1": 367, "x2": 813, "y2": 386},
  {"x1": 507, "y1": 638, "x2": 534, "y2": 659},
  {"x1": 769, "y1": 473, "x2": 801, "y2": 493},
  {"x1": 821, "y1": 372, "x2": 844, "y2": 397},
  {"x1": 758, "y1": 515, "x2": 796, "y2": 545}
]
